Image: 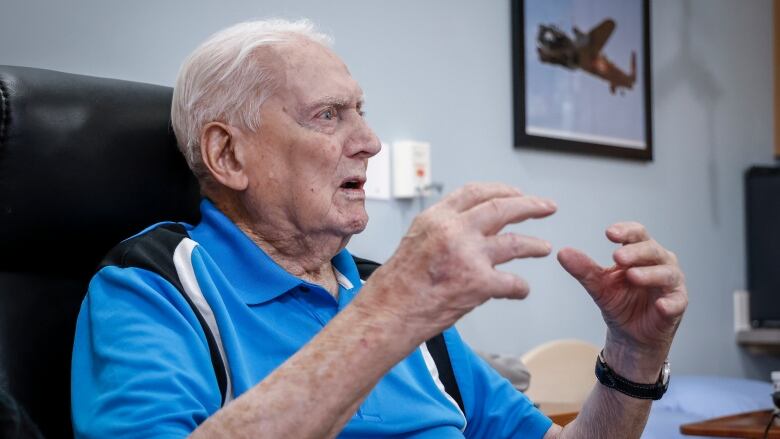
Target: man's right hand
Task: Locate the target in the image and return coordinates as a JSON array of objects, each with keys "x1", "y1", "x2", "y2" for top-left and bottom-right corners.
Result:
[
  {"x1": 358, "y1": 182, "x2": 557, "y2": 341},
  {"x1": 192, "y1": 183, "x2": 557, "y2": 439}
]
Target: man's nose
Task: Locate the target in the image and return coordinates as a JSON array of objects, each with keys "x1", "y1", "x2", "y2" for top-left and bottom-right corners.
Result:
[{"x1": 346, "y1": 115, "x2": 381, "y2": 158}]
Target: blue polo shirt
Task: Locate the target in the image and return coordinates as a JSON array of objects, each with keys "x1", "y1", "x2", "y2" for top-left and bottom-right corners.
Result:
[{"x1": 71, "y1": 199, "x2": 551, "y2": 438}]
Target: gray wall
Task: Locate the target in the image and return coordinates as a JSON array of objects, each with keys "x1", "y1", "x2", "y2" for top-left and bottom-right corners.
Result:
[{"x1": 2, "y1": 0, "x2": 778, "y2": 378}]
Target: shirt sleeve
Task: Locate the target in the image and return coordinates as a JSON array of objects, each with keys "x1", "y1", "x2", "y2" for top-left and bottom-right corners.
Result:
[
  {"x1": 444, "y1": 329, "x2": 553, "y2": 439},
  {"x1": 71, "y1": 266, "x2": 221, "y2": 439}
]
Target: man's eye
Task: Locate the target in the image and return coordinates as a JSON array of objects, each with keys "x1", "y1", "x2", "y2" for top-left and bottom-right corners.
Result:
[{"x1": 320, "y1": 109, "x2": 336, "y2": 120}]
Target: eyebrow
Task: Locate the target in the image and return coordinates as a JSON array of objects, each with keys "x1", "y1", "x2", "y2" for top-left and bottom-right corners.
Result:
[{"x1": 303, "y1": 95, "x2": 364, "y2": 114}]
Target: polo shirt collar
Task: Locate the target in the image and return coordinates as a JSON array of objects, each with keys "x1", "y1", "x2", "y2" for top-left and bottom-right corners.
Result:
[{"x1": 190, "y1": 199, "x2": 362, "y2": 305}]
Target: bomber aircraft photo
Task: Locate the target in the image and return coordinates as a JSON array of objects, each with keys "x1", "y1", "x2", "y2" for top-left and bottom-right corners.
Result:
[{"x1": 536, "y1": 19, "x2": 636, "y2": 95}]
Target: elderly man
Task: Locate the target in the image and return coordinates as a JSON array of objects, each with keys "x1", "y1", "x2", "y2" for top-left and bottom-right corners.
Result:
[{"x1": 71, "y1": 19, "x2": 687, "y2": 439}]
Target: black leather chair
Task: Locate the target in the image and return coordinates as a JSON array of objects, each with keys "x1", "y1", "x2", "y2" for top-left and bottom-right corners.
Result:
[{"x1": 0, "y1": 65, "x2": 201, "y2": 438}]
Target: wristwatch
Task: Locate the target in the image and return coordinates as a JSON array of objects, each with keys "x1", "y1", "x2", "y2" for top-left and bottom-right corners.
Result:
[{"x1": 594, "y1": 350, "x2": 670, "y2": 400}]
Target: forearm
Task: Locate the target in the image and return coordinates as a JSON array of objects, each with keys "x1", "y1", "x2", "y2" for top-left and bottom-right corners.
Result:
[
  {"x1": 190, "y1": 294, "x2": 419, "y2": 439},
  {"x1": 549, "y1": 383, "x2": 651, "y2": 439},
  {"x1": 546, "y1": 341, "x2": 666, "y2": 439}
]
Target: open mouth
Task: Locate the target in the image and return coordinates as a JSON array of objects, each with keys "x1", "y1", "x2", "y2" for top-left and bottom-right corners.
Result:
[{"x1": 340, "y1": 178, "x2": 365, "y2": 190}]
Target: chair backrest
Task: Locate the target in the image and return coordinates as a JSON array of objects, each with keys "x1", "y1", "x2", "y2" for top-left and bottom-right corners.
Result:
[
  {"x1": 0, "y1": 65, "x2": 201, "y2": 438},
  {"x1": 520, "y1": 339, "x2": 600, "y2": 406}
]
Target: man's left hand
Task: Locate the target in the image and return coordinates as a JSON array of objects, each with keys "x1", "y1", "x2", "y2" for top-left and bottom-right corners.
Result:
[{"x1": 556, "y1": 222, "x2": 688, "y2": 381}]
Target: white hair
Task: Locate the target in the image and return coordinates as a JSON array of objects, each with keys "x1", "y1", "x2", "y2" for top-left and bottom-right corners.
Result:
[{"x1": 171, "y1": 19, "x2": 333, "y2": 183}]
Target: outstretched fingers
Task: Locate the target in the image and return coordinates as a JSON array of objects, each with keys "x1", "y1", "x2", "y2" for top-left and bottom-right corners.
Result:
[
  {"x1": 613, "y1": 239, "x2": 676, "y2": 267},
  {"x1": 606, "y1": 221, "x2": 650, "y2": 245},
  {"x1": 626, "y1": 265, "x2": 683, "y2": 290},
  {"x1": 626, "y1": 264, "x2": 687, "y2": 319},
  {"x1": 463, "y1": 195, "x2": 557, "y2": 236},
  {"x1": 440, "y1": 183, "x2": 522, "y2": 213},
  {"x1": 556, "y1": 247, "x2": 605, "y2": 294},
  {"x1": 488, "y1": 270, "x2": 531, "y2": 300},
  {"x1": 485, "y1": 233, "x2": 552, "y2": 265}
]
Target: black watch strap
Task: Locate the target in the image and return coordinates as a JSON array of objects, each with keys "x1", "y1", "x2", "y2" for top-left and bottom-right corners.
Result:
[{"x1": 594, "y1": 350, "x2": 670, "y2": 400}]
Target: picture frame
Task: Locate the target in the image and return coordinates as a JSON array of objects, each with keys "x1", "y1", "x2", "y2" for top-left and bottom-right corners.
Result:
[
  {"x1": 775, "y1": 0, "x2": 780, "y2": 158},
  {"x1": 512, "y1": 0, "x2": 653, "y2": 160}
]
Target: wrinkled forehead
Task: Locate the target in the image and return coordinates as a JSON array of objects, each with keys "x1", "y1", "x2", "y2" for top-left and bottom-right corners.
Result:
[{"x1": 272, "y1": 39, "x2": 364, "y2": 105}]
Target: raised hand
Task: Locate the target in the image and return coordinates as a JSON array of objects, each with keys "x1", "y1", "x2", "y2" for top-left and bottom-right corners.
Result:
[
  {"x1": 364, "y1": 183, "x2": 557, "y2": 341},
  {"x1": 556, "y1": 222, "x2": 688, "y2": 379}
]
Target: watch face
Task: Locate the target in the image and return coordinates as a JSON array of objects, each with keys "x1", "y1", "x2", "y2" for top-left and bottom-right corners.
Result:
[{"x1": 661, "y1": 361, "x2": 671, "y2": 387}]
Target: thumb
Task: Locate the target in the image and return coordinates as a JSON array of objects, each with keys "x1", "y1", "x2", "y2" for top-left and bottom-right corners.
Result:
[{"x1": 557, "y1": 247, "x2": 604, "y2": 294}]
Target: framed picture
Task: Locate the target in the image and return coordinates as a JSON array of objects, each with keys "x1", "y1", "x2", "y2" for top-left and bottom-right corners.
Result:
[
  {"x1": 512, "y1": 0, "x2": 652, "y2": 160},
  {"x1": 775, "y1": 0, "x2": 780, "y2": 158}
]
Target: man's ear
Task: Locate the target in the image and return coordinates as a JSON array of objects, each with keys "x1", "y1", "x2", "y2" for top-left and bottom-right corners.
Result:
[{"x1": 200, "y1": 122, "x2": 249, "y2": 191}]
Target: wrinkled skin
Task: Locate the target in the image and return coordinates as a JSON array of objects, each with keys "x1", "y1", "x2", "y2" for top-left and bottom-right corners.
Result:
[{"x1": 363, "y1": 183, "x2": 556, "y2": 340}]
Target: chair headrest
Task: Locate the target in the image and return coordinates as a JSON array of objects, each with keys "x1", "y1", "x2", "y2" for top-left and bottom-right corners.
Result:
[{"x1": 0, "y1": 66, "x2": 200, "y2": 278}]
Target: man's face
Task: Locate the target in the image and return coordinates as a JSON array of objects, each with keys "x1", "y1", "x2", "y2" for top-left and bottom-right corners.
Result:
[{"x1": 238, "y1": 39, "x2": 381, "y2": 243}]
